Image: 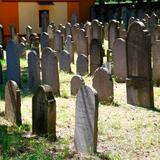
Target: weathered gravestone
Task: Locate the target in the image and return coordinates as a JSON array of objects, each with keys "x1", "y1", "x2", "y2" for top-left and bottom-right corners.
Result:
[
  {"x1": 126, "y1": 20, "x2": 154, "y2": 108},
  {"x1": 42, "y1": 47, "x2": 60, "y2": 96},
  {"x1": 40, "y1": 32, "x2": 49, "y2": 51},
  {"x1": 76, "y1": 54, "x2": 88, "y2": 76},
  {"x1": 151, "y1": 25, "x2": 160, "y2": 44},
  {"x1": 5, "y1": 80, "x2": 22, "y2": 126},
  {"x1": 6, "y1": 40, "x2": 21, "y2": 86},
  {"x1": 70, "y1": 75, "x2": 85, "y2": 95},
  {"x1": 90, "y1": 39, "x2": 103, "y2": 74},
  {"x1": 112, "y1": 38, "x2": 127, "y2": 82},
  {"x1": 65, "y1": 35, "x2": 75, "y2": 63},
  {"x1": 59, "y1": 50, "x2": 71, "y2": 73},
  {"x1": 47, "y1": 25, "x2": 55, "y2": 49},
  {"x1": 152, "y1": 40, "x2": 160, "y2": 85},
  {"x1": 85, "y1": 21, "x2": 91, "y2": 55},
  {"x1": 74, "y1": 85, "x2": 98, "y2": 153},
  {"x1": 32, "y1": 85, "x2": 56, "y2": 140},
  {"x1": 72, "y1": 23, "x2": 79, "y2": 53},
  {"x1": 0, "y1": 61, "x2": 3, "y2": 84},
  {"x1": 41, "y1": 11, "x2": 49, "y2": 32},
  {"x1": 108, "y1": 20, "x2": 119, "y2": 49},
  {"x1": 92, "y1": 67, "x2": 113, "y2": 103},
  {"x1": 28, "y1": 50, "x2": 40, "y2": 89}
]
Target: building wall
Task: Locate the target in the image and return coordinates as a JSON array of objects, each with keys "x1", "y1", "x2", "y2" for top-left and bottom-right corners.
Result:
[{"x1": 18, "y1": 2, "x2": 67, "y2": 34}]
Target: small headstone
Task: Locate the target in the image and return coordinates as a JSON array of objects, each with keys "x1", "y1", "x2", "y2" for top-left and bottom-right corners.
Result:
[
  {"x1": 5, "y1": 80, "x2": 21, "y2": 126},
  {"x1": 40, "y1": 32, "x2": 49, "y2": 51},
  {"x1": 76, "y1": 54, "x2": 88, "y2": 76},
  {"x1": 90, "y1": 39, "x2": 103, "y2": 74},
  {"x1": 70, "y1": 75, "x2": 85, "y2": 95},
  {"x1": 112, "y1": 38, "x2": 127, "y2": 82},
  {"x1": 92, "y1": 67, "x2": 113, "y2": 103},
  {"x1": 74, "y1": 85, "x2": 98, "y2": 153},
  {"x1": 28, "y1": 50, "x2": 40, "y2": 89},
  {"x1": 59, "y1": 50, "x2": 71, "y2": 73},
  {"x1": 6, "y1": 40, "x2": 21, "y2": 86},
  {"x1": 32, "y1": 85, "x2": 56, "y2": 140},
  {"x1": 42, "y1": 47, "x2": 60, "y2": 96}
]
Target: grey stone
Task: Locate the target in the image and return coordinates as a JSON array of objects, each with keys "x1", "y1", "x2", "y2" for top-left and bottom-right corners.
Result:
[
  {"x1": 92, "y1": 67, "x2": 113, "y2": 103},
  {"x1": 40, "y1": 32, "x2": 49, "y2": 51},
  {"x1": 70, "y1": 75, "x2": 85, "y2": 95},
  {"x1": 32, "y1": 85, "x2": 56, "y2": 140},
  {"x1": 74, "y1": 85, "x2": 98, "y2": 153},
  {"x1": 42, "y1": 47, "x2": 60, "y2": 96},
  {"x1": 41, "y1": 11, "x2": 49, "y2": 32},
  {"x1": 47, "y1": 25, "x2": 55, "y2": 49},
  {"x1": 5, "y1": 80, "x2": 21, "y2": 126}
]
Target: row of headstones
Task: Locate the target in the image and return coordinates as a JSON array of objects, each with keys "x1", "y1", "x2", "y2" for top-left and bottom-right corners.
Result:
[{"x1": 5, "y1": 79, "x2": 102, "y2": 153}]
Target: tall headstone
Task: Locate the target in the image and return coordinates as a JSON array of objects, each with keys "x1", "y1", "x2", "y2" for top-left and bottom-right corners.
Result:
[
  {"x1": 90, "y1": 39, "x2": 103, "y2": 74},
  {"x1": 74, "y1": 85, "x2": 98, "y2": 153},
  {"x1": 32, "y1": 85, "x2": 56, "y2": 140},
  {"x1": 76, "y1": 54, "x2": 88, "y2": 76},
  {"x1": 5, "y1": 80, "x2": 21, "y2": 126},
  {"x1": 40, "y1": 32, "x2": 49, "y2": 51},
  {"x1": 112, "y1": 38, "x2": 127, "y2": 82},
  {"x1": 108, "y1": 20, "x2": 119, "y2": 49},
  {"x1": 28, "y1": 50, "x2": 40, "y2": 89},
  {"x1": 126, "y1": 20, "x2": 154, "y2": 108},
  {"x1": 6, "y1": 40, "x2": 21, "y2": 86},
  {"x1": 41, "y1": 11, "x2": 49, "y2": 32},
  {"x1": 70, "y1": 75, "x2": 85, "y2": 95},
  {"x1": 59, "y1": 50, "x2": 71, "y2": 73},
  {"x1": 77, "y1": 29, "x2": 88, "y2": 57},
  {"x1": 42, "y1": 47, "x2": 60, "y2": 96},
  {"x1": 152, "y1": 40, "x2": 160, "y2": 85},
  {"x1": 93, "y1": 67, "x2": 113, "y2": 103}
]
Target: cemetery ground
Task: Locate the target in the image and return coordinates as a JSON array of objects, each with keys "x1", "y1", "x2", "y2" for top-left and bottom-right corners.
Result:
[{"x1": 0, "y1": 55, "x2": 160, "y2": 160}]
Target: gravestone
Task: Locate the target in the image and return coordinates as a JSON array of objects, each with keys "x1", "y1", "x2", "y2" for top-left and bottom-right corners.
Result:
[
  {"x1": 32, "y1": 85, "x2": 56, "y2": 140},
  {"x1": 152, "y1": 40, "x2": 160, "y2": 85},
  {"x1": 112, "y1": 38, "x2": 127, "y2": 82},
  {"x1": 76, "y1": 54, "x2": 88, "y2": 76},
  {"x1": 10, "y1": 24, "x2": 18, "y2": 42},
  {"x1": 40, "y1": 32, "x2": 49, "y2": 51},
  {"x1": 28, "y1": 50, "x2": 40, "y2": 89},
  {"x1": 65, "y1": 35, "x2": 75, "y2": 63},
  {"x1": 151, "y1": 25, "x2": 160, "y2": 45},
  {"x1": 0, "y1": 61, "x2": 3, "y2": 84},
  {"x1": 70, "y1": 75, "x2": 84, "y2": 95},
  {"x1": 66, "y1": 22, "x2": 72, "y2": 36},
  {"x1": 42, "y1": 47, "x2": 60, "y2": 96},
  {"x1": 85, "y1": 21, "x2": 91, "y2": 55},
  {"x1": 26, "y1": 25, "x2": 32, "y2": 47},
  {"x1": 54, "y1": 30, "x2": 63, "y2": 58},
  {"x1": 148, "y1": 12, "x2": 158, "y2": 32},
  {"x1": 41, "y1": 11, "x2": 49, "y2": 32},
  {"x1": 29, "y1": 33, "x2": 40, "y2": 54},
  {"x1": 47, "y1": 25, "x2": 55, "y2": 49},
  {"x1": 90, "y1": 39, "x2": 103, "y2": 74},
  {"x1": 77, "y1": 29, "x2": 88, "y2": 56},
  {"x1": 108, "y1": 20, "x2": 119, "y2": 49},
  {"x1": 0, "y1": 24, "x2": 4, "y2": 47},
  {"x1": 6, "y1": 40, "x2": 21, "y2": 86},
  {"x1": 126, "y1": 20, "x2": 154, "y2": 108},
  {"x1": 59, "y1": 50, "x2": 71, "y2": 73},
  {"x1": 60, "y1": 25, "x2": 66, "y2": 44},
  {"x1": 5, "y1": 80, "x2": 21, "y2": 126},
  {"x1": 74, "y1": 85, "x2": 98, "y2": 153},
  {"x1": 71, "y1": 24, "x2": 79, "y2": 53},
  {"x1": 92, "y1": 67, "x2": 113, "y2": 103}
]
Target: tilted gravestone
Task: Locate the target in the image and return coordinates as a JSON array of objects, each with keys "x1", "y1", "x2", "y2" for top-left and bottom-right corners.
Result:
[
  {"x1": 112, "y1": 38, "x2": 127, "y2": 82},
  {"x1": 42, "y1": 47, "x2": 60, "y2": 96},
  {"x1": 5, "y1": 80, "x2": 22, "y2": 126},
  {"x1": 74, "y1": 85, "x2": 98, "y2": 153},
  {"x1": 65, "y1": 35, "x2": 75, "y2": 63},
  {"x1": 126, "y1": 20, "x2": 154, "y2": 108},
  {"x1": 32, "y1": 85, "x2": 56, "y2": 140},
  {"x1": 77, "y1": 29, "x2": 88, "y2": 57},
  {"x1": 40, "y1": 32, "x2": 49, "y2": 51},
  {"x1": 92, "y1": 67, "x2": 113, "y2": 103},
  {"x1": 90, "y1": 39, "x2": 103, "y2": 74},
  {"x1": 6, "y1": 40, "x2": 21, "y2": 86},
  {"x1": 28, "y1": 50, "x2": 40, "y2": 89},
  {"x1": 108, "y1": 20, "x2": 119, "y2": 50},
  {"x1": 0, "y1": 61, "x2": 3, "y2": 84},
  {"x1": 70, "y1": 75, "x2": 85, "y2": 95},
  {"x1": 152, "y1": 40, "x2": 160, "y2": 85},
  {"x1": 76, "y1": 54, "x2": 88, "y2": 76},
  {"x1": 72, "y1": 23, "x2": 79, "y2": 53},
  {"x1": 59, "y1": 50, "x2": 71, "y2": 73}
]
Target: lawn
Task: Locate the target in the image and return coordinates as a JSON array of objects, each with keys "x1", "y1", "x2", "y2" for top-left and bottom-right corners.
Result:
[{"x1": 0, "y1": 47, "x2": 160, "y2": 159}]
